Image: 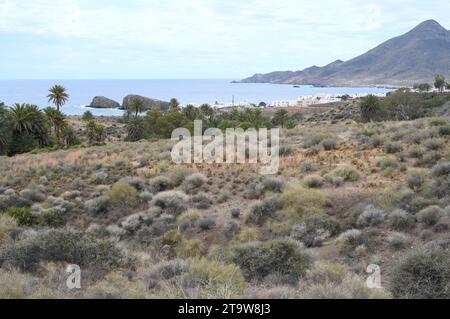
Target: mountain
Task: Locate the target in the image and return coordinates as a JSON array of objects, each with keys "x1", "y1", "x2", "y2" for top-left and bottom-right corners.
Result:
[{"x1": 240, "y1": 20, "x2": 450, "y2": 87}]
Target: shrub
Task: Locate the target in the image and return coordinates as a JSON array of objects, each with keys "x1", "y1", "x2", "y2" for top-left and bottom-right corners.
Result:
[
  {"x1": 356, "y1": 206, "x2": 385, "y2": 228},
  {"x1": 161, "y1": 229, "x2": 182, "y2": 245},
  {"x1": 390, "y1": 247, "x2": 450, "y2": 299},
  {"x1": 408, "y1": 147, "x2": 425, "y2": 159},
  {"x1": 176, "y1": 239, "x2": 203, "y2": 258},
  {"x1": 338, "y1": 229, "x2": 363, "y2": 246},
  {"x1": 167, "y1": 166, "x2": 194, "y2": 186},
  {"x1": 430, "y1": 162, "x2": 450, "y2": 177},
  {"x1": 156, "y1": 259, "x2": 189, "y2": 280},
  {"x1": 231, "y1": 239, "x2": 312, "y2": 280},
  {"x1": 199, "y1": 218, "x2": 216, "y2": 231},
  {"x1": 231, "y1": 208, "x2": 241, "y2": 219},
  {"x1": 186, "y1": 258, "x2": 246, "y2": 297},
  {"x1": 438, "y1": 125, "x2": 450, "y2": 136},
  {"x1": 300, "y1": 160, "x2": 318, "y2": 173},
  {"x1": 423, "y1": 138, "x2": 445, "y2": 151},
  {"x1": 306, "y1": 261, "x2": 347, "y2": 285},
  {"x1": 182, "y1": 173, "x2": 207, "y2": 193},
  {"x1": 149, "y1": 176, "x2": 172, "y2": 193},
  {"x1": 388, "y1": 209, "x2": 415, "y2": 230},
  {"x1": 387, "y1": 232, "x2": 412, "y2": 250},
  {"x1": 0, "y1": 215, "x2": 17, "y2": 243},
  {"x1": 192, "y1": 193, "x2": 211, "y2": 209},
  {"x1": 321, "y1": 138, "x2": 339, "y2": 151},
  {"x1": 303, "y1": 175, "x2": 324, "y2": 188},
  {"x1": 248, "y1": 197, "x2": 280, "y2": 226},
  {"x1": 280, "y1": 182, "x2": 326, "y2": 218},
  {"x1": 0, "y1": 229, "x2": 126, "y2": 272},
  {"x1": 5, "y1": 207, "x2": 35, "y2": 226},
  {"x1": 325, "y1": 166, "x2": 360, "y2": 183},
  {"x1": 151, "y1": 191, "x2": 188, "y2": 216},
  {"x1": 291, "y1": 214, "x2": 340, "y2": 247},
  {"x1": 108, "y1": 182, "x2": 138, "y2": 208},
  {"x1": 224, "y1": 220, "x2": 240, "y2": 240},
  {"x1": 417, "y1": 206, "x2": 442, "y2": 227},
  {"x1": 407, "y1": 170, "x2": 426, "y2": 190},
  {"x1": 303, "y1": 133, "x2": 328, "y2": 148},
  {"x1": 237, "y1": 227, "x2": 259, "y2": 242},
  {"x1": 262, "y1": 178, "x2": 285, "y2": 193},
  {"x1": 85, "y1": 195, "x2": 109, "y2": 214},
  {"x1": 384, "y1": 142, "x2": 404, "y2": 154}
]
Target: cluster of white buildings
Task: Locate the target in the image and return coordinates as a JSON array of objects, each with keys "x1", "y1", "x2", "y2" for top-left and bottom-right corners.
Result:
[{"x1": 272, "y1": 93, "x2": 386, "y2": 108}]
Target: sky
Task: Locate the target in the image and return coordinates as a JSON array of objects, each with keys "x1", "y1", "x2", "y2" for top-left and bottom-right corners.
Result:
[{"x1": 0, "y1": 0, "x2": 449, "y2": 79}]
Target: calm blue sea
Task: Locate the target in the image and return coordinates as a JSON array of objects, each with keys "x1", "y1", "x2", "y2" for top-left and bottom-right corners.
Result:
[{"x1": 0, "y1": 79, "x2": 392, "y2": 116}]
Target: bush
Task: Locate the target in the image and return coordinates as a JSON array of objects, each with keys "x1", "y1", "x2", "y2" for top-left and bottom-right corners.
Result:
[
  {"x1": 291, "y1": 214, "x2": 340, "y2": 247},
  {"x1": 161, "y1": 229, "x2": 182, "y2": 245},
  {"x1": 423, "y1": 138, "x2": 445, "y2": 151},
  {"x1": 262, "y1": 178, "x2": 285, "y2": 193},
  {"x1": 384, "y1": 142, "x2": 404, "y2": 154},
  {"x1": 407, "y1": 170, "x2": 426, "y2": 190},
  {"x1": 224, "y1": 220, "x2": 240, "y2": 240},
  {"x1": 438, "y1": 125, "x2": 450, "y2": 136},
  {"x1": 199, "y1": 218, "x2": 216, "y2": 231},
  {"x1": 338, "y1": 229, "x2": 363, "y2": 246},
  {"x1": 167, "y1": 166, "x2": 194, "y2": 186},
  {"x1": 306, "y1": 261, "x2": 347, "y2": 285},
  {"x1": 430, "y1": 162, "x2": 450, "y2": 178},
  {"x1": 356, "y1": 206, "x2": 385, "y2": 228},
  {"x1": 303, "y1": 175, "x2": 324, "y2": 188},
  {"x1": 388, "y1": 209, "x2": 415, "y2": 230},
  {"x1": 417, "y1": 206, "x2": 442, "y2": 227},
  {"x1": 85, "y1": 195, "x2": 109, "y2": 214},
  {"x1": 248, "y1": 197, "x2": 280, "y2": 226},
  {"x1": 0, "y1": 215, "x2": 17, "y2": 243},
  {"x1": 231, "y1": 208, "x2": 241, "y2": 219},
  {"x1": 186, "y1": 258, "x2": 246, "y2": 297},
  {"x1": 280, "y1": 182, "x2": 326, "y2": 218},
  {"x1": 321, "y1": 138, "x2": 339, "y2": 151},
  {"x1": 0, "y1": 229, "x2": 126, "y2": 272},
  {"x1": 5, "y1": 207, "x2": 35, "y2": 226},
  {"x1": 192, "y1": 193, "x2": 211, "y2": 209},
  {"x1": 156, "y1": 259, "x2": 188, "y2": 280},
  {"x1": 390, "y1": 247, "x2": 450, "y2": 298},
  {"x1": 182, "y1": 173, "x2": 207, "y2": 193},
  {"x1": 324, "y1": 166, "x2": 360, "y2": 183},
  {"x1": 149, "y1": 176, "x2": 172, "y2": 193},
  {"x1": 108, "y1": 182, "x2": 138, "y2": 208},
  {"x1": 231, "y1": 239, "x2": 312, "y2": 280},
  {"x1": 387, "y1": 232, "x2": 412, "y2": 250},
  {"x1": 237, "y1": 227, "x2": 259, "y2": 242},
  {"x1": 151, "y1": 191, "x2": 188, "y2": 216}
]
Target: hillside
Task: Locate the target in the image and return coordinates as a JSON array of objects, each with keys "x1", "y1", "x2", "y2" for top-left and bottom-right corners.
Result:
[{"x1": 241, "y1": 20, "x2": 450, "y2": 87}]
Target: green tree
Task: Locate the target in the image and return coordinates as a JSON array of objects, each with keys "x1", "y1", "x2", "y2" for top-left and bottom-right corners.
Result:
[
  {"x1": 8, "y1": 104, "x2": 51, "y2": 154},
  {"x1": 126, "y1": 116, "x2": 147, "y2": 141},
  {"x1": 44, "y1": 107, "x2": 67, "y2": 144},
  {"x1": 86, "y1": 120, "x2": 106, "y2": 144},
  {"x1": 47, "y1": 85, "x2": 69, "y2": 111},
  {"x1": 128, "y1": 97, "x2": 145, "y2": 117},
  {"x1": 417, "y1": 83, "x2": 431, "y2": 92},
  {"x1": 82, "y1": 110, "x2": 94, "y2": 121},
  {"x1": 183, "y1": 104, "x2": 198, "y2": 121},
  {"x1": 272, "y1": 109, "x2": 289, "y2": 128},
  {"x1": 200, "y1": 104, "x2": 214, "y2": 120},
  {"x1": 360, "y1": 95, "x2": 380, "y2": 122},
  {"x1": 170, "y1": 98, "x2": 180, "y2": 111},
  {"x1": 434, "y1": 75, "x2": 446, "y2": 92},
  {"x1": 0, "y1": 102, "x2": 12, "y2": 155}
]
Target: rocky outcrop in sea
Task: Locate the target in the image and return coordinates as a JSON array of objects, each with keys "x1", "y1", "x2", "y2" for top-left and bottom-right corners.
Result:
[
  {"x1": 89, "y1": 96, "x2": 121, "y2": 109},
  {"x1": 122, "y1": 95, "x2": 171, "y2": 111}
]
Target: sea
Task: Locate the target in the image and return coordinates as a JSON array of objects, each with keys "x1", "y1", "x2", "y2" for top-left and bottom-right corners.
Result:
[{"x1": 0, "y1": 79, "x2": 392, "y2": 116}]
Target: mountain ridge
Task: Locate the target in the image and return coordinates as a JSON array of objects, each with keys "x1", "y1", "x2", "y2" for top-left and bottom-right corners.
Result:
[{"x1": 240, "y1": 20, "x2": 450, "y2": 87}]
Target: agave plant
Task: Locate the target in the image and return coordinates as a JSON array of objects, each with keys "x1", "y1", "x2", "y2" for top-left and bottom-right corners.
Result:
[{"x1": 47, "y1": 85, "x2": 69, "y2": 111}]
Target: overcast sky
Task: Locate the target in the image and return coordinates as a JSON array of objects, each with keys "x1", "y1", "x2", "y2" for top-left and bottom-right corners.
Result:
[{"x1": 0, "y1": 0, "x2": 449, "y2": 79}]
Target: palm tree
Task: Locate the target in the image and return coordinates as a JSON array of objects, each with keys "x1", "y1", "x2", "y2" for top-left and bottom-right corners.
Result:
[
  {"x1": 8, "y1": 104, "x2": 50, "y2": 150},
  {"x1": 272, "y1": 109, "x2": 289, "y2": 128},
  {"x1": 183, "y1": 104, "x2": 198, "y2": 121},
  {"x1": 0, "y1": 102, "x2": 12, "y2": 154},
  {"x1": 47, "y1": 85, "x2": 69, "y2": 111},
  {"x1": 128, "y1": 97, "x2": 145, "y2": 117},
  {"x1": 360, "y1": 95, "x2": 380, "y2": 122},
  {"x1": 44, "y1": 107, "x2": 67, "y2": 144},
  {"x1": 170, "y1": 98, "x2": 180, "y2": 111}
]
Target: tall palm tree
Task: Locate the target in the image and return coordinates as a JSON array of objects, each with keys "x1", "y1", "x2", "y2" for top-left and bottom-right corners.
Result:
[
  {"x1": 47, "y1": 85, "x2": 69, "y2": 111},
  {"x1": 44, "y1": 107, "x2": 67, "y2": 144},
  {"x1": 0, "y1": 102, "x2": 12, "y2": 154},
  {"x1": 128, "y1": 97, "x2": 146, "y2": 117}
]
